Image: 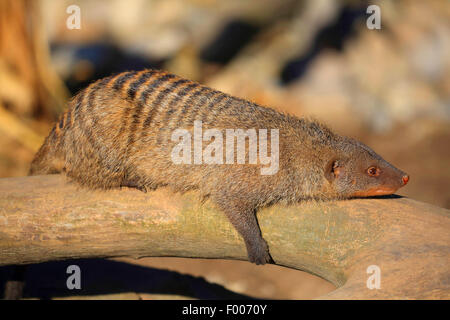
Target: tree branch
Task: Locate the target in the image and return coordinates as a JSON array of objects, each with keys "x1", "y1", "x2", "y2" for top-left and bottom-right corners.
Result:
[{"x1": 0, "y1": 175, "x2": 448, "y2": 299}]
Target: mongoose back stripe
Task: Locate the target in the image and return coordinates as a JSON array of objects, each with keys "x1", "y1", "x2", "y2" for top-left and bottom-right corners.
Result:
[
  {"x1": 127, "y1": 70, "x2": 157, "y2": 99},
  {"x1": 203, "y1": 93, "x2": 228, "y2": 124},
  {"x1": 126, "y1": 74, "x2": 175, "y2": 147},
  {"x1": 147, "y1": 79, "x2": 193, "y2": 145},
  {"x1": 186, "y1": 88, "x2": 216, "y2": 123},
  {"x1": 159, "y1": 83, "x2": 199, "y2": 129},
  {"x1": 124, "y1": 73, "x2": 178, "y2": 148},
  {"x1": 174, "y1": 86, "x2": 210, "y2": 127},
  {"x1": 142, "y1": 81, "x2": 197, "y2": 131},
  {"x1": 113, "y1": 71, "x2": 138, "y2": 91},
  {"x1": 81, "y1": 77, "x2": 114, "y2": 151},
  {"x1": 142, "y1": 78, "x2": 191, "y2": 127},
  {"x1": 200, "y1": 91, "x2": 226, "y2": 123}
]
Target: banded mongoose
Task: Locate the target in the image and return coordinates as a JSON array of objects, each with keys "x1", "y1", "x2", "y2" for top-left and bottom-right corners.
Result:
[{"x1": 30, "y1": 69, "x2": 409, "y2": 265}]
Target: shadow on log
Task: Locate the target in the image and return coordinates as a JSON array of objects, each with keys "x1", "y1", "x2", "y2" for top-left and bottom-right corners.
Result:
[{"x1": 0, "y1": 175, "x2": 449, "y2": 299}]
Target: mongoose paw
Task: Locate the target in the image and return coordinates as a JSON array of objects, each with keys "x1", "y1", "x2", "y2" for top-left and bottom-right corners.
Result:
[{"x1": 247, "y1": 239, "x2": 272, "y2": 265}]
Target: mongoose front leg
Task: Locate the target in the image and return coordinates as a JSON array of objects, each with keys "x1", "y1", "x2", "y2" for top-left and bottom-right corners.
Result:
[{"x1": 215, "y1": 197, "x2": 272, "y2": 265}]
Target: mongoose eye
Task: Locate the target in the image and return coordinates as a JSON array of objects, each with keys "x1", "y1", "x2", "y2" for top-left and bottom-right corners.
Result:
[{"x1": 367, "y1": 166, "x2": 380, "y2": 177}]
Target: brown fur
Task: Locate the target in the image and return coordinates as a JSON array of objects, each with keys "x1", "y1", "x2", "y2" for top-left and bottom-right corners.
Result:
[{"x1": 30, "y1": 69, "x2": 408, "y2": 264}]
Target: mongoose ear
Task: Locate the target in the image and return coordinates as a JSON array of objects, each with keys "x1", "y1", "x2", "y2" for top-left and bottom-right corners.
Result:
[{"x1": 325, "y1": 159, "x2": 341, "y2": 183}]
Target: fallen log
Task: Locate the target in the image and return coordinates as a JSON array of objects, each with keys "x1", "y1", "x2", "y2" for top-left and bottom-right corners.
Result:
[{"x1": 0, "y1": 175, "x2": 448, "y2": 299}]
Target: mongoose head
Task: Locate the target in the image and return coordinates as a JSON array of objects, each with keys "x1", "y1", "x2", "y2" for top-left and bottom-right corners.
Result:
[{"x1": 324, "y1": 138, "x2": 409, "y2": 198}]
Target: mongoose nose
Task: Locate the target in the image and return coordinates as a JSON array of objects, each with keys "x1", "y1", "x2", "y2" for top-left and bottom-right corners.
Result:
[{"x1": 402, "y1": 175, "x2": 409, "y2": 185}]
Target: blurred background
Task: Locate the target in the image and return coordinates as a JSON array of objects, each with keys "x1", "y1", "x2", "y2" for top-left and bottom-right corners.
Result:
[{"x1": 0, "y1": 0, "x2": 449, "y2": 299}]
